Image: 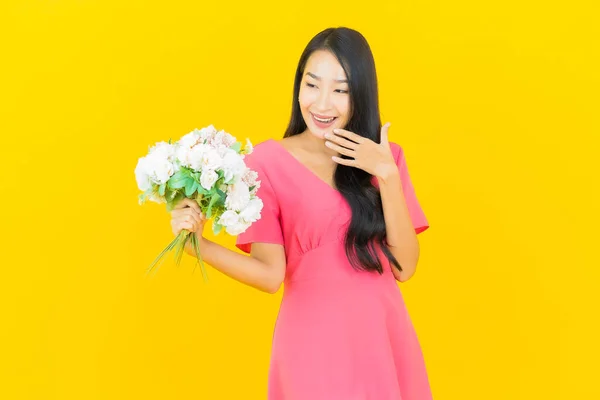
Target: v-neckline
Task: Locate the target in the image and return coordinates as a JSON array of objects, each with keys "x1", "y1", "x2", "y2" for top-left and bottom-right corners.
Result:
[{"x1": 268, "y1": 138, "x2": 340, "y2": 195}]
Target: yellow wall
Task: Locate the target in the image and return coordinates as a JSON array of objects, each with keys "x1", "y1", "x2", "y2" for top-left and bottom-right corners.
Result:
[{"x1": 2, "y1": 1, "x2": 598, "y2": 399}]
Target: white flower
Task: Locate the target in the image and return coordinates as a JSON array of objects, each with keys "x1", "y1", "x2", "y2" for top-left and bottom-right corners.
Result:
[
  {"x1": 200, "y1": 150, "x2": 223, "y2": 171},
  {"x1": 215, "y1": 144, "x2": 231, "y2": 158},
  {"x1": 221, "y1": 148, "x2": 247, "y2": 183},
  {"x1": 200, "y1": 169, "x2": 219, "y2": 191},
  {"x1": 175, "y1": 146, "x2": 191, "y2": 168},
  {"x1": 210, "y1": 129, "x2": 236, "y2": 148},
  {"x1": 226, "y1": 221, "x2": 251, "y2": 235},
  {"x1": 176, "y1": 126, "x2": 222, "y2": 169},
  {"x1": 185, "y1": 143, "x2": 211, "y2": 170},
  {"x1": 241, "y1": 168, "x2": 260, "y2": 194},
  {"x1": 225, "y1": 181, "x2": 251, "y2": 212},
  {"x1": 218, "y1": 210, "x2": 251, "y2": 235},
  {"x1": 199, "y1": 125, "x2": 218, "y2": 141},
  {"x1": 178, "y1": 130, "x2": 202, "y2": 149},
  {"x1": 149, "y1": 156, "x2": 176, "y2": 185},
  {"x1": 241, "y1": 168, "x2": 259, "y2": 187},
  {"x1": 218, "y1": 210, "x2": 239, "y2": 227},
  {"x1": 176, "y1": 140, "x2": 205, "y2": 168},
  {"x1": 149, "y1": 141, "x2": 177, "y2": 157},
  {"x1": 182, "y1": 144, "x2": 223, "y2": 172},
  {"x1": 223, "y1": 132, "x2": 237, "y2": 147},
  {"x1": 135, "y1": 158, "x2": 152, "y2": 191},
  {"x1": 135, "y1": 141, "x2": 178, "y2": 190},
  {"x1": 244, "y1": 138, "x2": 253, "y2": 154},
  {"x1": 239, "y1": 198, "x2": 263, "y2": 223}
]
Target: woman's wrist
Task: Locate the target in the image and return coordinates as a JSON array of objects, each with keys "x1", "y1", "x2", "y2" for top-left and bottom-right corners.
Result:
[
  {"x1": 375, "y1": 163, "x2": 400, "y2": 185},
  {"x1": 197, "y1": 235, "x2": 211, "y2": 253},
  {"x1": 183, "y1": 233, "x2": 209, "y2": 257}
]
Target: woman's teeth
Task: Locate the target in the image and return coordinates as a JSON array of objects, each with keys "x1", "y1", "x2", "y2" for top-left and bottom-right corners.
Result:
[
  {"x1": 312, "y1": 113, "x2": 336, "y2": 123},
  {"x1": 315, "y1": 116, "x2": 334, "y2": 122}
]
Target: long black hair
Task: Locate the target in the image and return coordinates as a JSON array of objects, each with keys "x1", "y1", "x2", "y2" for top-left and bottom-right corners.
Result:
[{"x1": 283, "y1": 27, "x2": 402, "y2": 274}]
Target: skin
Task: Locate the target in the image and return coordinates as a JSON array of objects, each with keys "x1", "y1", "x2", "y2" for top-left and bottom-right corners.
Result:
[{"x1": 169, "y1": 50, "x2": 421, "y2": 293}]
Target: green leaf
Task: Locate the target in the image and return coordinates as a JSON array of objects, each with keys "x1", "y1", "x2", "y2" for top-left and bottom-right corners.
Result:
[
  {"x1": 212, "y1": 222, "x2": 223, "y2": 235},
  {"x1": 168, "y1": 170, "x2": 189, "y2": 189},
  {"x1": 206, "y1": 193, "x2": 220, "y2": 219},
  {"x1": 197, "y1": 185, "x2": 209, "y2": 195},
  {"x1": 184, "y1": 179, "x2": 197, "y2": 197},
  {"x1": 158, "y1": 183, "x2": 166, "y2": 196},
  {"x1": 230, "y1": 142, "x2": 242, "y2": 153},
  {"x1": 166, "y1": 191, "x2": 185, "y2": 212}
]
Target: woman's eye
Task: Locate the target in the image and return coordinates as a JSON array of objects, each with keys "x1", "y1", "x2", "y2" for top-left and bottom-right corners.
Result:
[{"x1": 305, "y1": 83, "x2": 347, "y2": 94}]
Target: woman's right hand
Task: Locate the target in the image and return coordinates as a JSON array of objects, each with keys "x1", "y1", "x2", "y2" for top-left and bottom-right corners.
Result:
[{"x1": 170, "y1": 198, "x2": 206, "y2": 237}]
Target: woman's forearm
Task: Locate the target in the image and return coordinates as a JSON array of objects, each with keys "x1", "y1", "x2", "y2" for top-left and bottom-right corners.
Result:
[
  {"x1": 377, "y1": 170, "x2": 420, "y2": 282},
  {"x1": 184, "y1": 238, "x2": 279, "y2": 293}
]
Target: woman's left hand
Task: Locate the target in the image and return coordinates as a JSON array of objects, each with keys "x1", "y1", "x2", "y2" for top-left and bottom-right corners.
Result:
[{"x1": 325, "y1": 122, "x2": 398, "y2": 180}]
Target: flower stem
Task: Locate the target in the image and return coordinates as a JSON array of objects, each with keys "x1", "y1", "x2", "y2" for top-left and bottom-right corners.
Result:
[{"x1": 145, "y1": 230, "x2": 209, "y2": 281}]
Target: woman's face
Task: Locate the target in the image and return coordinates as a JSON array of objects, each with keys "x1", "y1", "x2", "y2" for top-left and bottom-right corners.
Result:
[{"x1": 298, "y1": 50, "x2": 351, "y2": 139}]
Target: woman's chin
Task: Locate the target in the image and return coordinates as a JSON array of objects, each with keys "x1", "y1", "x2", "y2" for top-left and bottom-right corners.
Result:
[
  {"x1": 308, "y1": 128, "x2": 330, "y2": 139},
  {"x1": 307, "y1": 123, "x2": 337, "y2": 138}
]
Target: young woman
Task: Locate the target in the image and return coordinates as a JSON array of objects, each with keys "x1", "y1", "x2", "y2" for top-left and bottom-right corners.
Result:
[{"x1": 171, "y1": 27, "x2": 432, "y2": 400}]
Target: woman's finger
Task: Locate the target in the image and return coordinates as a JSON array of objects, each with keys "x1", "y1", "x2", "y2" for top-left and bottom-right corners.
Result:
[
  {"x1": 331, "y1": 128, "x2": 365, "y2": 144},
  {"x1": 332, "y1": 155, "x2": 358, "y2": 167},
  {"x1": 325, "y1": 132, "x2": 358, "y2": 150},
  {"x1": 174, "y1": 199, "x2": 188, "y2": 210},
  {"x1": 325, "y1": 140, "x2": 355, "y2": 156},
  {"x1": 174, "y1": 198, "x2": 199, "y2": 213},
  {"x1": 188, "y1": 209, "x2": 202, "y2": 223},
  {"x1": 185, "y1": 215, "x2": 197, "y2": 226},
  {"x1": 380, "y1": 122, "x2": 391, "y2": 144},
  {"x1": 186, "y1": 199, "x2": 202, "y2": 214}
]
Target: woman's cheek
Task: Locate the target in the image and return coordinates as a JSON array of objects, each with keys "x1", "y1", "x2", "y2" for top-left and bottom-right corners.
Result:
[
  {"x1": 299, "y1": 92, "x2": 315, "y2": 107},
  {"x1": 335, "y1": 98, "x2": 350, "y2": 119}
]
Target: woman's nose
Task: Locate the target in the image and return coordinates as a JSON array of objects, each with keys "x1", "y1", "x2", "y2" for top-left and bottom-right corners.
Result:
[{"x1": 315, "y1": 89, "x2": 331, "y2": 110}]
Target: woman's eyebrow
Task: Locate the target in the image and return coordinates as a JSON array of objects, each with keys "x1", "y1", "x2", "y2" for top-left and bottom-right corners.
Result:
[{"x1": 305, "y1": 72, "x2": 348, "y2": 83}]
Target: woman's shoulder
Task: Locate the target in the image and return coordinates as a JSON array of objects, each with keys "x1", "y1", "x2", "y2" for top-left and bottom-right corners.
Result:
[
  {"x1": 243, "y1": 138, "x2": 278, "y2": 170},
  {"x1": 251, "y1": 138, "x2": 275, "y2": 153}
]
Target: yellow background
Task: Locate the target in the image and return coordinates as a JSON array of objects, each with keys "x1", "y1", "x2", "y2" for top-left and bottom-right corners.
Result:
[{"x1": 1, "y1": 1, "x2": 598, "y2": 399}]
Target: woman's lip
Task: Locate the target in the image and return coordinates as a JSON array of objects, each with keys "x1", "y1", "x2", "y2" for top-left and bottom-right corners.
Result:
[
  {"x1": 311, "y1": 112, "x2": 337, "y2": 119},
  {"x1": 311, "y1": 113, "x2": 337, "y2": 128}
]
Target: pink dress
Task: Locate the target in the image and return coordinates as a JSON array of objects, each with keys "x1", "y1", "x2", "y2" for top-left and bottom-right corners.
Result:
[{"x1": 236, "y1": 138, "x2": 432, "y2": 400}]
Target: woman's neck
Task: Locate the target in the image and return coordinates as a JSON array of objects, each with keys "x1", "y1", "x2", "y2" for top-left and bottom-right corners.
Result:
[{"x1": 296, "y1": 129, "x2": 339, "y2": 159}]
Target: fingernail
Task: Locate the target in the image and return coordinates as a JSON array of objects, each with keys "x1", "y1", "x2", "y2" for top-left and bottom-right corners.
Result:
[{"x1": 333, "y1": 129, "x2": 339, "y2": 133}]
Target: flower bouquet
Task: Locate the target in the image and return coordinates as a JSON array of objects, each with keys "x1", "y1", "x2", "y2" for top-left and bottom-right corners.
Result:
[{"x1": 134, "y1": 125, "x2": 263, "y2": 279}]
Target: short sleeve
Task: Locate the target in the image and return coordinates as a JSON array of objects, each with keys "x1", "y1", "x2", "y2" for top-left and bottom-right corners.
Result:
[
  {"x1": 235, "y1": 158, "x2": 284, "y2": 253},
  {"x1": 394, "y1": 144, "x2": 430, "y2": 234}
]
